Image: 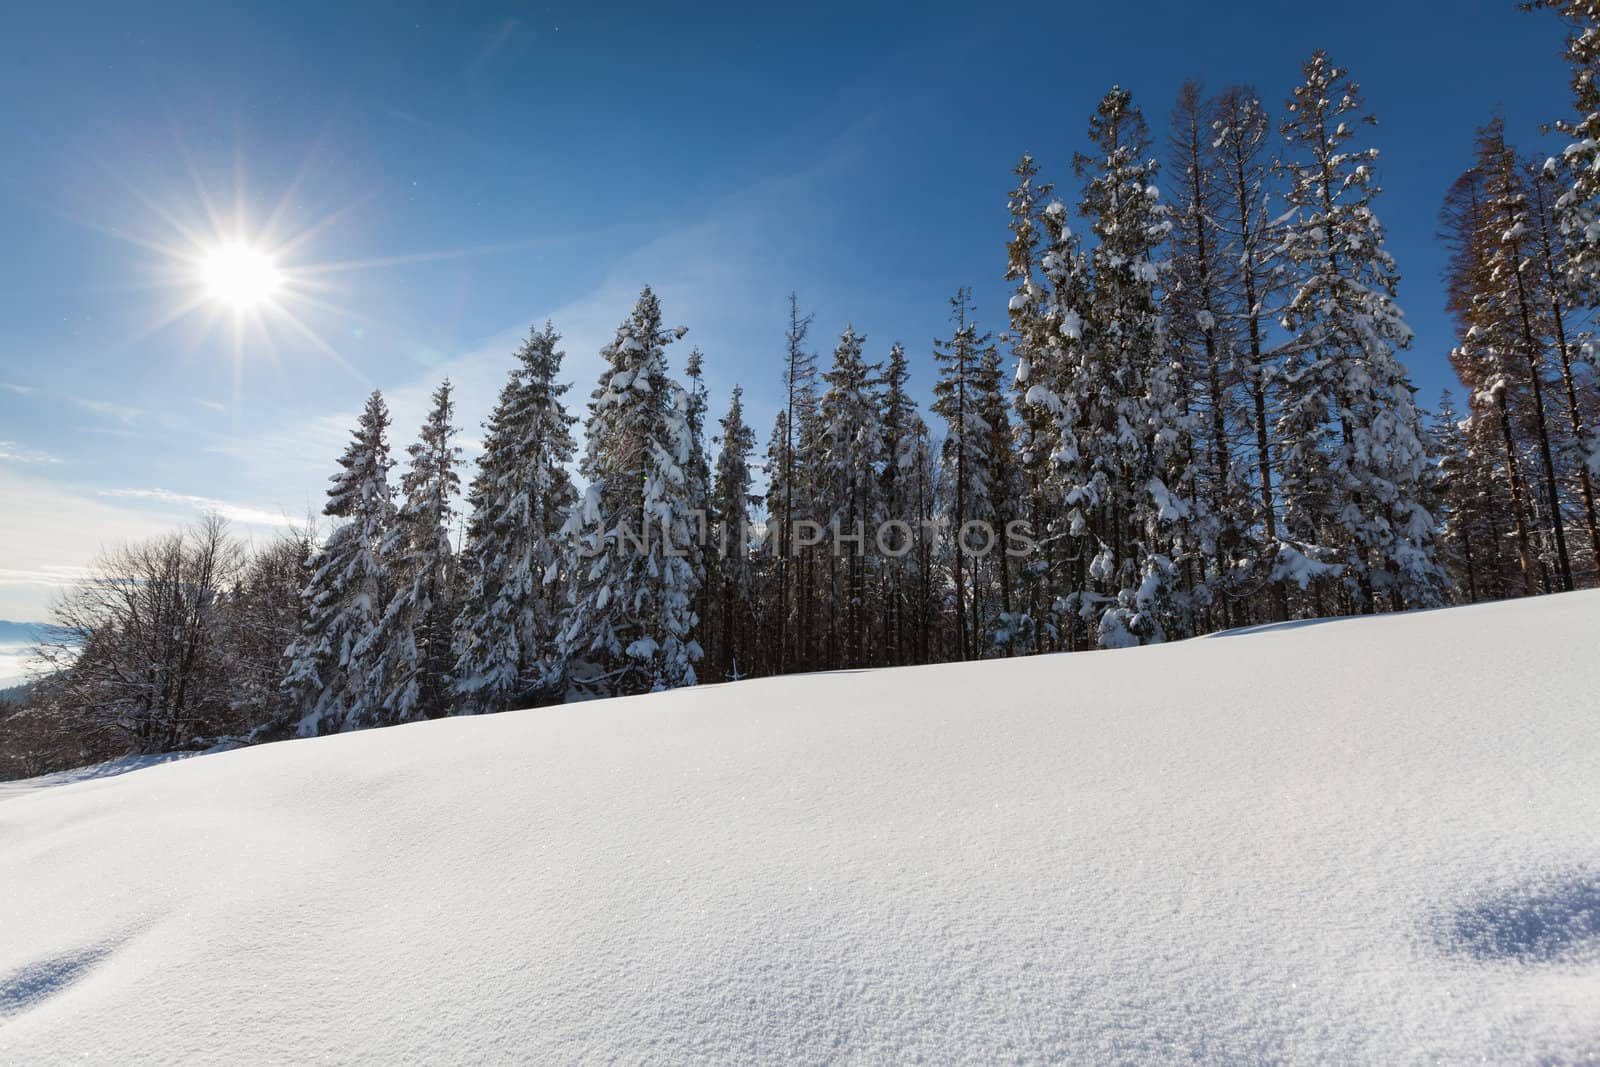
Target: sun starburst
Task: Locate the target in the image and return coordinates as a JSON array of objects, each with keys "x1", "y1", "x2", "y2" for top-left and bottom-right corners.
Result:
[
  {"x1": 59, "y1": 132, "x2": 550, "y2": 407},
  {"x1": 198, "y1": 243, "x2": 284, "y2": 310}
]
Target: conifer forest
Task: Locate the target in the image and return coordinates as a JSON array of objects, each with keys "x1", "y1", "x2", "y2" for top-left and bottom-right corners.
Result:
[{"x1": 8, "y1": 4, "x2": 1600, "y2": 768}]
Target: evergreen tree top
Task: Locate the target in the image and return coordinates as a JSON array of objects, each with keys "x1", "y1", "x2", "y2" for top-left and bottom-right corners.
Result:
[
  {"x1": 1073, "y1": 87, "x2": 1168, "y2": 261},
  {"x1": 326, "y1": 390, "x2": 394, "y2": 521},
  {"x1": 397, "y1": 380, "x2": 462, "y2": 511}
]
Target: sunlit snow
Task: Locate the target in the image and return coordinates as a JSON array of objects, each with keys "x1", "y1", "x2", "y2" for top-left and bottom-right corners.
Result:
[{"x1": 2, "y1": 592, "x2": 1598, "y2": 1063}]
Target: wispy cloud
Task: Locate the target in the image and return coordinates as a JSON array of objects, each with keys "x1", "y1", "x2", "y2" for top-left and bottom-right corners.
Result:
[
  {"x1": 98, "y1": 488, "x2": 299, "y2": 528},
  {"x1": 0, "y1": 565, "x2": 90, "y2": 591},
  {"x1": 0, "y1": 441, "x2": 60, "y2": 464},
  {"x1": 0, "y1": 380, "x2": 193, "y2": 426},
  {"x1": 0, "y1": 468, "x2": 182, "y2": 618},
  {"x1": 75, "y1": 397, "x2": 152, "y2": 425}
]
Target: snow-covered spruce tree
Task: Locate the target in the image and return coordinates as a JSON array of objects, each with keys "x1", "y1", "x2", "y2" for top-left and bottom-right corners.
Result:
[
  {"x1": 1433, "y1": 390, "x2": 1518, "y2": 603},
  {"x1": 1528, "y1": 0, "x2": 1600, "y2": 582},
  {"x1": 1021, "y1": 189, "x2": 1095, "y2": 648},
  {"x1": 560, "y1": 287, "x2": 701, "y2": 697},
  {"x1": 791, "y1": 375, "x2": 827, "y2": 670},
  {"x1": 1432, "y1": 391, "x2": 1475, "y2": 601},
  {"x1": 1166, "y1": 81, "x2": 1260, "y2": 631},
  {"x1": 1004, "y1": 153, "x2": 1062, "y2": 650},
  {"x1": 282, "y1": 390, "x2": 395, "y2": 735},
  {"x1": 908, "y1": 421, "x2": 943, "y2": 663},
  {"x1": 710, "y1": 385, "x2": 757, "y2": 680},
  {"x1": 1467, "y1": 404, "x2": 1534, "y2": 599},
  {"x1": 1275, "y1": 52, "x2": 1445, "y2": 613},
  {"x1": 760, "y1": 409, "x2": 791, "y2": 672},
  {"x1": 1473, "y1": 118, "x2": 1575, "y2": 590},
  {"x1": 1529, "y1": 158, "x2": 1600, "y2": 575},
  {"x1": 1441, "y1": 166, "x2": 1543, "y2": 595},
  {"x1": 932, "y1": 287, "x2": 996, "y2": 661},
  {"x1": 683, "y1": 348, "x2": 713, "y2": 646},
  {"x1": 1049, "y1": 87, "x2": 1190, "y2": 648},
  {"x1": 876, "y1": 341, "x2": 930, "y2": 665},
  {"x1": 451, "y1": 323, "x2": 579, "y2": 711},
  {"x1": 774, "y1": 294, "x2": 817, "y2": 672},
  {"x1": 973, "y1": 337, "x2": 1021, "y2": 652},
  {"x1": 1526, "y1": 1, "x2": 1600, "y2": 304},
  {"x1": 818, "y1": 325, "x2": 885, "y2": 668},
  {"x1": 1211, "y1": 84, "x2": 1290, "y2": 621},
  {"x1": 366, "y1": 380, "x2": 462, "y2": 724}
]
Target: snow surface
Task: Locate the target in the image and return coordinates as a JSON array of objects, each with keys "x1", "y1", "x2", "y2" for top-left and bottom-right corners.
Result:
[
  {"x1": 0, "y1": 752, "x2": 201, "y2": 804},
  {"x1": 3, "y1": 593, "x2": 1600, "y2": 1064}
]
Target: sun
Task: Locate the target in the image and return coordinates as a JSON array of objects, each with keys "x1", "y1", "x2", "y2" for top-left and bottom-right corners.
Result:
[
  {"x1": 198, "y1": 243, "x2": 283, "y2": 310},
  {"x1": 95, "y1": 152, "x2": 531, "y2": 391}
]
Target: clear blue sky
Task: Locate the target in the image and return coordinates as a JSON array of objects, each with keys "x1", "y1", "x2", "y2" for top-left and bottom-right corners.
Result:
[{"x1": 0, "y1": 0, "x2": 1575, "y2": 619}]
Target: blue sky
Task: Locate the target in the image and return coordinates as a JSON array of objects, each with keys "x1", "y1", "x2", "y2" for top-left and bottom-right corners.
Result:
[{"x1": 0, "y1": 0, "x2": 1575, "y2": 620}]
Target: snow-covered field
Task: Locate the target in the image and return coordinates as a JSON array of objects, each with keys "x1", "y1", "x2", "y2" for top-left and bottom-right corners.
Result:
[{"x1": 2, "y1": 593, "x2": 1598, "y2": 1064}]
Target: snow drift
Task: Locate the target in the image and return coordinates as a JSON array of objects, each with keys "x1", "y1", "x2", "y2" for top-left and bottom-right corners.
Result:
[{"x1": 3, "y1": 593, "x2": 1599, "y2": 1064}]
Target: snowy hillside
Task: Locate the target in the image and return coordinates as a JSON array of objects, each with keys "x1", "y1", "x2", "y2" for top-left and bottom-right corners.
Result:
[{"x1": 3, "y1": 594, "x2": 1599, "y2": 1065}]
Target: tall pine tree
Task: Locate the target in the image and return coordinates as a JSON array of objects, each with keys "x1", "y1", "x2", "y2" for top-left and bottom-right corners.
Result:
[
  {"x1": 560, "y1": 287, "x2": 701, "y2": 697},
  {"x1": 367, "y1": 381, "x2": 462, "y2": 723},
  {"x1": 1528, "y1": 1, "x2": 1600, "y2": 303},
  {"x1": 877, "y1": 341, "x2": 930, "y2": 664},
  {"x1": 1166, "y1": 81, "x2": 1249, "y2": 630},
  {"x1": 1212, "y1": 85, "x2": 1290, "y2": 619},
  {"x1": 932, "y1": 288, "x2": 995, "y2": 661},
  {"x1": 775, "y1": 294, "x2": 817, "y2": 672},
  {"x1": 1442, "y1": 165, "x2": 1544, "y2": 595},
  {"x1": 282, "y1": 390, "x2": 395, "y2": 735},
  {"x1": 452, "y1": 324, "x2": 579, "y2": 710},
  {"x1": 818, "y1": 325, "x2": 884, "y2": 667},
  {"x1": 1004, "y1": 153, "x2": 1063, "y2": 649},
  {"x1": 709, "y1": 385, "x2": 757, "y2": 680},
  {"x1": 1276, "y1": 52, "x2": 1444, "y2": 612},
  {"x1": 1475, "y1": 119, "x2": 1575, "y2": 590},
  {"x1": 1050, "y1": 87, "x2": 1190, "y2": 647}
]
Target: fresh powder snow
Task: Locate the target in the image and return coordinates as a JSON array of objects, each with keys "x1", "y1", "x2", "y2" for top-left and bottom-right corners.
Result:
[{"x1": 3, "y1": 592, "x2": 1599, "y2": 1064}]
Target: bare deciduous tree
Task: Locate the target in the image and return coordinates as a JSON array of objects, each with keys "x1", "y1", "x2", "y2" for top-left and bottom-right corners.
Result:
[{"x1": 39, "y1": 514, "x2": 246, "y2": 753}]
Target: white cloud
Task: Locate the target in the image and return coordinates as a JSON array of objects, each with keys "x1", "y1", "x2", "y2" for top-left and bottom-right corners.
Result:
[
  {"x1": 75, "y1": 397, "x2": 151, "y2": 425},
  {"x1": 0, "y1": 565, "x2": 90, "y2": 588},
  {"x1": 0, "y1": 466, "x2": 311, "y2": 620},
  {"x1": 98, "y1": 488, "x2": 301, "y2": 528},
  {"x1": 0, "y1": 441, "x2": 60, "y2": 464},
  {"x1": 0, "y1": 469, "x2": 183, "y2": 620}
]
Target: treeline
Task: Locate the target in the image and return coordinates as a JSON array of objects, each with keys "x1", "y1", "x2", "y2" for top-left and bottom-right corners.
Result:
[
  {"x1": 3, "y1": 517, "x2": 310, "y2": 775},
  {"x1": 12, "y1": 26, "x2": 1600, "y2": 769},
  {"x1": 1435, "y1": 125, "x2": 1600, "y2": 597}
]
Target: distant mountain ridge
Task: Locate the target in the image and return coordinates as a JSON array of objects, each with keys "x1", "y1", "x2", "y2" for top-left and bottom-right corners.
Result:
[{"x1": 0, "y1": 621, "x2": 65, "y2": 646}]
